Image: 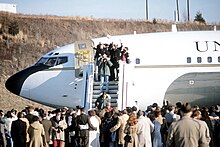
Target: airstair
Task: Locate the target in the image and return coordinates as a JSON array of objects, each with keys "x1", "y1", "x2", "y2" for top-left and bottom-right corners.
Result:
[
  {"x1": 81, "y1": 61, "x2": 134, "y2": 111},
  {"x1": 92, "y1": 81, "x2": 119, "y2": 108}
]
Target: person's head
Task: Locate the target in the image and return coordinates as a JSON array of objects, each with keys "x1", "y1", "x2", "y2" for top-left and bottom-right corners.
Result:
[
  {"x1": 11, "y1": 109, "x2": 17, "y2": 115},
  {"x1": 104, "y1": 111, "x2": 112, "y2": 119},
  {"x1": 80, "y1": 107, "x2": 86, "y2": 114},
  {"x1": 17, "y1": 112, "x2": 24, "y2": 119},
  {"x1": 209, "y1": 106, "x2": 216, "y2": 114},
  {"x1": 192, "y1": 109, "x2": 202, "y2": 119},
  {"x1": 180, "y1": 103, "x2": 192, "y2": 116},
  {"x1": 201, "y1": 109, "x2": 210, "y2": 120},
  {"x1": 148, "y1": 113, "x2": 156, "y2": 122},
  {"x1": 88, "y1": 109, "x2": 96, "y2": 117},
  {"x1": 42, "y1": 113, "x2": 47, "y2": 119},
  {"x1": 102, "y1": 91, "x2": 107, "y2": 98},
  {"x1": 6, "y1": 111, "x2": 12, "y2": 118},
  {"x1": 112, "y1": 112, "x2": 120, "y2": 120},
  {"x1": 193, "y1": 105, "x2": 200, "y2": 110},
  {"x1": 102, "y1": 53, "x2": 107, "y2": 59},
  {"x1": 137, "y1": 110, "x2": 143, "y2": 118},
  {"x1": 123, "y1": 47, "x2": 128, "y2": 52},
  {"x1": 32, "y1": 116, "x2": 39, "y2": 122},
  {"x1": 131, "y1": 106, "x2": 137, "y2": 113},
  {"x1": 127, "y1": 113, "x2": 138, "y2": 126},
  {"x1": 154, "y1": 110, "x2": 161, "y2": 118},
  {"x1": 55, "y1": 109, "x2": 62, "y2": 121},
  {"x1": 121, "y1": 109, "x2": 128, "y2": 115},
  {"x1": 168, "y1": 105, "x2": 175, "y2": 112},
  {"x1": 27, "y1": 106, "x2": 35, "y2": 114},
  {"x1": 176, "y1": 102, "x2": 182, "y2": 109}
]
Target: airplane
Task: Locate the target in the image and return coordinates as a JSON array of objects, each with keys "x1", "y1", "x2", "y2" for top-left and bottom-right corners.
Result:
[{"x1": 5, "y1": 27, "x2": 220, "y2": 110}]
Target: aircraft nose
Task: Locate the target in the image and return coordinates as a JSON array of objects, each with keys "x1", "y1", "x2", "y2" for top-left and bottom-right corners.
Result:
[
  {"x1": 5, "y1": 65, "x2": 50, "y2": 96},
  {"x1": 5, "y1": 72, "x2": 24, "y2": 95}
]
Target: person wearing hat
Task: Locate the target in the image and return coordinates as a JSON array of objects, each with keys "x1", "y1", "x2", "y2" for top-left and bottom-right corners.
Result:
[{"x1": 166, "y1": 103, "x2": 211, "y2": 147}]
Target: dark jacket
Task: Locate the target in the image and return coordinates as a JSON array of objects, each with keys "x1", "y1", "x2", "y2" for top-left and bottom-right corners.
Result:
[
  {"x1": 11, "y1": 119, "x2": 27, "y2": 147},
  {"x1": 76, "y1": 113, "x2": 96, "y2": 137}
]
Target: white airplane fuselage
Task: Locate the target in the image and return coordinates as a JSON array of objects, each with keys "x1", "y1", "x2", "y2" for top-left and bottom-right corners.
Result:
[{"x1": 5, "y1": 31, "x2": 220, "y2": 109}]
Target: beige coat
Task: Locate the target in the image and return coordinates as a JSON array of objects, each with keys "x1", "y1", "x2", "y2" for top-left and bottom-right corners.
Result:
[
  {"x1": 137, "y1": 116, "x2": 154, "y2": 147},
  {"x1": 110, "y1": 114, "x2": 129, "y2": 145},
  {"x1": 166, "y1": 116, "x2": 210, "y2": 147},
  {"x1": 28, "y1": 121, "x2": 45, "y2": 147},
  {"x1": 124, "y1": 123, "x2": 140, "y2": 147}
]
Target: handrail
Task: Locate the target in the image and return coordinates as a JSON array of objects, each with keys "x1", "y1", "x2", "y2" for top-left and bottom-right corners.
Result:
[
  {"x1": 118, "y1": 61, "x2": 126, "y2": 110},
  {"x1": 81, "y1": 63, "x2": 94, "y2": 111}
]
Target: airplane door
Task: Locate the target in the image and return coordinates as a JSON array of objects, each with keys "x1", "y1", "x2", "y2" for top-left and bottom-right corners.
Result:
[{"x1": 74, "y1": 40, "x2": 94, "y2": 77}]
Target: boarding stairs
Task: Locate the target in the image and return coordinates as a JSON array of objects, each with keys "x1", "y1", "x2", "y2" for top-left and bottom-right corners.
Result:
[
  {"x1": 92, "y1": 81, "x2": 119, "y2": 108},
  {"x1": 81, "y1": 62, "x2": 134, "y2": 111}
]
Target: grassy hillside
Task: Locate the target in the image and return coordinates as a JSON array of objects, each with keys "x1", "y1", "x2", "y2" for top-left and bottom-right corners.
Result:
[{"x1": 0, "y1": 12, "x2": 219, "y2": 112}]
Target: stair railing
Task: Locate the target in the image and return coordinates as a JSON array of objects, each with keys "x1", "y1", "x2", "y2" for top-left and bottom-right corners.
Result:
[{"x1": 81, "y1": 63, "x2": 94, "y2": 111}]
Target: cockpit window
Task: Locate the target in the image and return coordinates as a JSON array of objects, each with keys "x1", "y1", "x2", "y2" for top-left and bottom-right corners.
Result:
[
  {"x1": 56, "y1": 57, "x2": 68, "y2": 65},
  {"x1": 45, "y1": 57, "x2": 57, "y2": 66},
  {"x1": 36, "y1": 56, "x2": 68, "y2": 66},
  {"x1": 36, "y1": 57, "x2": 48, "y2": 65}
]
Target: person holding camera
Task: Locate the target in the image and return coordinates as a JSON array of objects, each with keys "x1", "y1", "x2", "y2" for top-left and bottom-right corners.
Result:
[
  {"x1": 97, "y1": 53, "x2": 113, "y2": 93},
  {"x1": 51, "y1": 109, "x2": 67, "y2": 147}
]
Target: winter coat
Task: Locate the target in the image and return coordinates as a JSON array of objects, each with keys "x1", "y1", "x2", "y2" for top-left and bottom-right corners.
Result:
[
  {"x1": 98, "y1": 58, "x2": 113, "y2": 76},
  {"x1": 166, "y1": 116, "x2": 211, "y2": 147},
  {"x1": 28, "y1": 121, "x2": 45, "y2": 147},
  {"x1": 137, "y1": 116, "x2": 154, "y2": 147},
  {"x1": 124, "y1": 123, "x2": 140, "y2": 147},
  {"x1": 110, "y1": 114, "x2": 129, "y2": 145}
]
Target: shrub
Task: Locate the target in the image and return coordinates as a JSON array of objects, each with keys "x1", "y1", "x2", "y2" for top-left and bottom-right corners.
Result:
[
  {"x1": 8, "y1": 21, "x2": 19, "y2": 36},
  {"x1": 153, "y1": 18, "x2": 157, "y2": 24}
]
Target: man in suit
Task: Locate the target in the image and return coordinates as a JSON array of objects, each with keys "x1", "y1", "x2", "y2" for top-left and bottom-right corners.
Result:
[
  {"x1": 11, "y1": 112, "x2": 27, "y2": 147},
  {"x1": 75, "y1": 108, "x2": 97, "y2": 147}
]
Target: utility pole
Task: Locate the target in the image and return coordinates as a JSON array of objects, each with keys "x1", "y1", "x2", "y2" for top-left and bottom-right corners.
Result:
[
  {"x1": 146, "y1": 0, "x2": 148, "y2": 20},
  {"x1": 176, "y1": 0, "x2": 179, "y2": 21},
  {"x1": 187, "y1": 0, "x2": 190, "y2": 21}
]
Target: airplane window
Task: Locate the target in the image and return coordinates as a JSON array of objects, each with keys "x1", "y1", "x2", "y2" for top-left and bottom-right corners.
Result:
[
  {"x1": 207, "y1": 57, "x2": 212, "y2": 63},
  {"x1": 56, "y1": 57, "x2": 68, "y2": 65},
  {"x1": 136, "y1": 58, "x2": 140, "y2": 64},
  {"x1": 45, "y1": 57, "x2": 57, "y2": 66},
  {"x1": 197, "y1": 57, "x2": 202, "y2": 63},
  {"x1": 35, "y1": 57, "x2": 49, "y2": 65},
  {"x1": 218, "y1": 57, "x2": 220, "y2": 62},
  {"x1": 187, "y1": 57, "x2": 191, "y2": 63}
]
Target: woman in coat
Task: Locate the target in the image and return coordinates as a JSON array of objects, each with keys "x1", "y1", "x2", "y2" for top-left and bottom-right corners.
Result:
[
  {"x1": 28, "y1": 116, "x2": 46, "y2": 147},
  {"x1": 124, "y1": 113, "x2": 140, "y2": 147}
]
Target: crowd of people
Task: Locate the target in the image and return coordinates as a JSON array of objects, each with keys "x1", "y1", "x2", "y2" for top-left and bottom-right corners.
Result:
[
  {"x1": 93, "y1": 42, "x2": 129, "y2": 93},
  {"x1": 0, "y1": 101, "x2": 220, "y2": 147}
]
